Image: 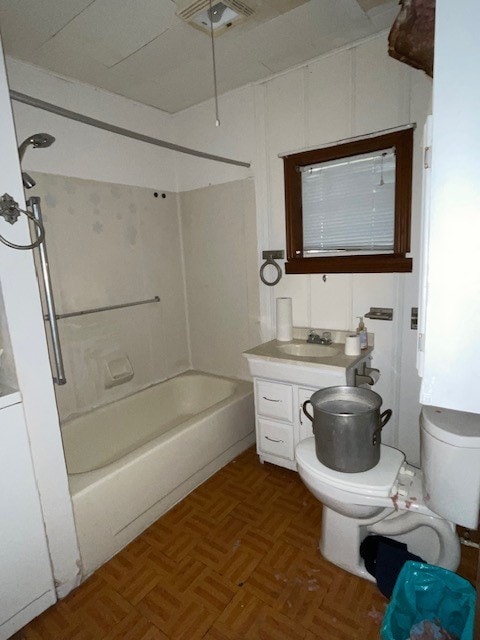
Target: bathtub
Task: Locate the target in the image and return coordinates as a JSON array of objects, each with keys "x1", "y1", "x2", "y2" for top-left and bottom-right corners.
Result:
[{"x1": 62, "y1": 370, "x2": 254, "y2": 577}]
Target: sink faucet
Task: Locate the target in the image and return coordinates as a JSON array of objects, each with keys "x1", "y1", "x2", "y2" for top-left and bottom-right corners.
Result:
[{"x1": 307, "y1": 330, "x2": 332, "y2": 345}]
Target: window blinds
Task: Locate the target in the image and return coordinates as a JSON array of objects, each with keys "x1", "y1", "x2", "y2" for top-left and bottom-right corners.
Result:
[{"x1": 301, "y1": 148, "x2": 396, "y2": 255}]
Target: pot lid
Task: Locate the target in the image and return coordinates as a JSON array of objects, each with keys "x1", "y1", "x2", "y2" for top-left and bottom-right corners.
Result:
[{"x1": 295, "y1": 438, "x2": 405, "y2": 497}]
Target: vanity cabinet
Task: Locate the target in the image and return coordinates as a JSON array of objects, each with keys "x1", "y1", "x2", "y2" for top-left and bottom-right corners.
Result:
[
  {"x1": 254, "y1": 379, "x2": 318, "y2": 470},
  {"x1": 244, "y1": 336, "x2": 374, "y2": 470}
]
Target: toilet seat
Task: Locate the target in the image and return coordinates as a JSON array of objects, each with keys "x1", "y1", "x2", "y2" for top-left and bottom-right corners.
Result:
[{"x1": 296, "y1": 438, "x2": 405, "y2": 497}]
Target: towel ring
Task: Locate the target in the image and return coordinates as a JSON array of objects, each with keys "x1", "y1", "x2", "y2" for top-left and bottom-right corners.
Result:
[{"x1": 259, "y1": 250, "x2": 284, "y2": 287}]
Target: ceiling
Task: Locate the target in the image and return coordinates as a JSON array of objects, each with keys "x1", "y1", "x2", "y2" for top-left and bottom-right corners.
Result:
[{"x1": 0, "y1": 0, "x2": 399, "y2": 113}]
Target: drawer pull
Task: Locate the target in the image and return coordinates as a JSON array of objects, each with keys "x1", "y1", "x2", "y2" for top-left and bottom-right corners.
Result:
[
  {"x1": 262, "y1": 396, "x2": 281, "y2": 403},
  {"x1": 265, "y1": 436, "x2": 284, "y2": 443}
]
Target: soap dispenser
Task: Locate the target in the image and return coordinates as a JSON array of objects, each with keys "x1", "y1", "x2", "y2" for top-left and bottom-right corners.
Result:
[{"x1": 356, "y1": 316, "x2": 368, "y2": 350}]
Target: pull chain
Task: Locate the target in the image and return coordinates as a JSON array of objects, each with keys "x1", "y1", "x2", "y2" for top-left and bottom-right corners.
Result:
[{"x1": 208, "y1": 0, "x2": 220, "y2": 126}]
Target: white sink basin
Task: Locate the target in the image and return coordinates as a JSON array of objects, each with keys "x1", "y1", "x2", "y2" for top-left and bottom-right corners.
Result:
[
  {"x1": 276, "y1": 343, "x2": 339, "y2": 358},
  {"x1": 243, "y1": 337, "x2": 373, "y2": 387}
]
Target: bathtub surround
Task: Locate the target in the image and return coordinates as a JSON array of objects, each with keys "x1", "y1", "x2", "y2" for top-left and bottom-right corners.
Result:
[
  {"x1": 67, "y1": 371, "x2": 254, "y2": 576},
  {"x1": 180, "y1": 178, "x2": 260, "y2": 381},
  {"x1": 29, "y1": 172, "x2": 189, "y2": 421}
]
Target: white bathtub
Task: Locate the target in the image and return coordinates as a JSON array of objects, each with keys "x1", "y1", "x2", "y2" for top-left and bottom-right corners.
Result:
[{"x1": 63, "y1": 371, "x2": 254, "y2": 577}]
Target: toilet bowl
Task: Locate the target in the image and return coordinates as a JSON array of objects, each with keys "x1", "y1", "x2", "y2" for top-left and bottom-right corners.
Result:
[{"x1": 295, "y1": 438, "x2": 461, "y2": 581}]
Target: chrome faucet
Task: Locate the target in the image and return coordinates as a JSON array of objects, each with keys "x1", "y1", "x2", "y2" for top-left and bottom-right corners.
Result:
[{"x1": 307, "y1": 330, "x2": 332, "y2": 345}]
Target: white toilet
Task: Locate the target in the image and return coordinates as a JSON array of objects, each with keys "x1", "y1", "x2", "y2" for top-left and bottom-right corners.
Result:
[{"x1": 295, "y1": 404, "x2": 480, "y2": 581}]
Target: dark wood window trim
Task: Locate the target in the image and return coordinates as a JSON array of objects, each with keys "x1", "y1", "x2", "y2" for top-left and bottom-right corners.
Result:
[{"x1": 283, "y1": 128, "x2": 414, "y2": 274}]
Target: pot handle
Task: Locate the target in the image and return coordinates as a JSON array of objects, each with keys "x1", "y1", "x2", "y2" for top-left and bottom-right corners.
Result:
[
  {"x1": 372, "y1": 409, "x2": 392, "y2": 445},
  {"x1": 302, "y1": 400, "x2": 314, "y2": 422}
]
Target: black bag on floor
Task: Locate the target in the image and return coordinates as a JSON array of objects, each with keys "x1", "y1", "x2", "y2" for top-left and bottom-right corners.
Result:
[{"x1": 360, "y1": 534, "x2": 424, "y2": 598}]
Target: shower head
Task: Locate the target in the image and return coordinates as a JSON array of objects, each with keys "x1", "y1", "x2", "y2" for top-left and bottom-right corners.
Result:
[
  {"x1": 18, "y1": 132, "x2": 55, "y2": 162},
  {"x1": 22, "y1": 171, "x2": 36, "y2": 189}
]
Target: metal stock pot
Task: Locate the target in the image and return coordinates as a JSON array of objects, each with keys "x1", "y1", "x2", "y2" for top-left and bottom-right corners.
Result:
[{"x1": 302, "y1": 386, "x2": 392, "y2": 473}]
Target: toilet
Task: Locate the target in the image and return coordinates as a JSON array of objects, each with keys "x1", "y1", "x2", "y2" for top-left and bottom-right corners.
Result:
[{"x1": 295, "y1": 404, "x2": 480, "y2": 581}]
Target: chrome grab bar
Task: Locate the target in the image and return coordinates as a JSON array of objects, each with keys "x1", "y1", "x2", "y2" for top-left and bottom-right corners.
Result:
[
  {"x1": 28, "y1": 196, "x2": 66, "y2": 385},
  {"x1": 44, "y1": 296, "x2": 160, "y2": 320}
]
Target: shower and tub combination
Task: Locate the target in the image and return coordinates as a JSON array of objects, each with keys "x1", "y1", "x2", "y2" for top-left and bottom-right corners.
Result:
[{"x1": 12, "y1": 131, "x2": 255, "y2": 578}]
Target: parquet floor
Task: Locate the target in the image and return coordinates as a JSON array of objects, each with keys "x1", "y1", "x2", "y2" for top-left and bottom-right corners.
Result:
[{"x1": 17, "y1": 446, "x2": 477, "y2": 640}]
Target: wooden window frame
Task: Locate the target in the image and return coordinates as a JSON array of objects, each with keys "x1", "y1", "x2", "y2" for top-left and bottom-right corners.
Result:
[{"x1": 283, "y1": 128, "x2": 414, "y2": 274}]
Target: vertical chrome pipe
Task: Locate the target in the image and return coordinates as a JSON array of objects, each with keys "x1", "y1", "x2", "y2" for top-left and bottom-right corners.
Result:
[{"x1": 27, "y1": 197, "x2": 66, "y2": 385}]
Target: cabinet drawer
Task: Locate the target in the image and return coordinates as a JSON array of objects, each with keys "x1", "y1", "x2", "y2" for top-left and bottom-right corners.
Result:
[
  {"x1": 256, "y1": 380, "x2": 293, "y2": 422},
  {"x1": 257, "y1": 418, "x2": 294, "y2": 460}
]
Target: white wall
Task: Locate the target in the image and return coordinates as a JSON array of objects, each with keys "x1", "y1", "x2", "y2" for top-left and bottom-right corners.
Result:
[
  {"x1": 6, "y1": 57, "x2": 178, "y2": 192},
  {"x1": 174, "y1": 85, "x2": 254, "y2": 191},
  {"x1": 174, "y1": 34, "x2": 432, "y2": 464}
]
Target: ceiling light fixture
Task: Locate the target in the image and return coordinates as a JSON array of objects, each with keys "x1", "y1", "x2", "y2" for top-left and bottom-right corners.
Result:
[
  {"x1": 176, "y1": 0, "x2": 254, "y2": 125},
  {"x1": 208, "y1": 2, "x2": 227, "y2": 23},
  {"x1": 176, "y1": 0, "x2": 254, "y2": 36}
]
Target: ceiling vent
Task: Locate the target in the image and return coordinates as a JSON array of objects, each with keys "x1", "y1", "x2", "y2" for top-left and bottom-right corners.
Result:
[{"x1": 176, "y1": 0, "x2": 254, "y2": 36}]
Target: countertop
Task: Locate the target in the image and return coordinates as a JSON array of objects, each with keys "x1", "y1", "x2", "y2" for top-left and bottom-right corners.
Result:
[{"x1": 243, "y1": 339, "x2": 373, "y2": 371}]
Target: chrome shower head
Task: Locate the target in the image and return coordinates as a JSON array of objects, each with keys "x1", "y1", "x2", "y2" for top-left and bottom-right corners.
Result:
[
  {"x1": 18, "y1": 132, "x2": 55, "y2": 162},
  {"x1": 22, "y1": 171, "x2": 36, "y2": 189}
]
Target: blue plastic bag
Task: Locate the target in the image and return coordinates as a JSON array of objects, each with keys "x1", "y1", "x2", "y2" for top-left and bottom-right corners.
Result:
[{"x1": 381, "y1": 561, "x2": 476, "y2": 640}]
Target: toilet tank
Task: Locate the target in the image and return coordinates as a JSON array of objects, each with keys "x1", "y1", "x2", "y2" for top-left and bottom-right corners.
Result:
[{"x1": 421, "y1": 405, "x2": 480, "y2": 529}]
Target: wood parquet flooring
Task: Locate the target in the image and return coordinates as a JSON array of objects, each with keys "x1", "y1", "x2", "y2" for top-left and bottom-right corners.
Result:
[{"x1": 16, "y1": 446, "x2": 477, "y2": 640}]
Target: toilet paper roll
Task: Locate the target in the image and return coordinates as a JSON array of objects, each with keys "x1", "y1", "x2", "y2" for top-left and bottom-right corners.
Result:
[
  {"x1": 276, "y1": 297, "x2": 293, "y2": 341},
  {"x1": 369, "y1": 370, "x2": 380, "y2": 385},
  {"x1": 344, "y1": 334, "x2": 361, "y2": 356}
]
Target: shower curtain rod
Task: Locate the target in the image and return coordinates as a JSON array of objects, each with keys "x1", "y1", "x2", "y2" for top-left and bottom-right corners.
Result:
[{"x1": 9, "y1": 90, "x2": 251, "y2": 168}]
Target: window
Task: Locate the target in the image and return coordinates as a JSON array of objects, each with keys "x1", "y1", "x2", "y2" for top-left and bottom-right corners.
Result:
[{"x1": 283, "y1": 127, "x2": 414, "y2": 273}]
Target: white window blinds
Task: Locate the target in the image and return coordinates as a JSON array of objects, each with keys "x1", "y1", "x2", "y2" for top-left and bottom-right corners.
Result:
[{"x1": 301, "y1": 148, "x2": 396, "y2": 256}]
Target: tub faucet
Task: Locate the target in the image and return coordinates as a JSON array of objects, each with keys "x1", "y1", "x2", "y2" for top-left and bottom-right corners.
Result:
[{"x1": 307, "y1": 330, "x2": 332, "y2": 345}]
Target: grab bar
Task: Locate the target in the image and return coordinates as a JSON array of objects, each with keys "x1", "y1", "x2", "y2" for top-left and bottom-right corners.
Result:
[
  {"x1": 44, "y1": 296, "x2": 161, "y2": 320},
  {"x1": 28, "y1": 196, "x2": 66, "y2": 385}
]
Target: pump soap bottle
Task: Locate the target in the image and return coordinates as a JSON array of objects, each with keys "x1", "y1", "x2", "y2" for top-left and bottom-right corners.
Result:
[{"x1": 356, "y1": 316, "x2": 368, "y2": 350}]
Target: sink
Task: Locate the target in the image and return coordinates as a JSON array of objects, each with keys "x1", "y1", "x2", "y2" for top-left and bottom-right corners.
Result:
[
  {"x1": 243, "y1": 335, "x2": 373, "y2": 388},
  {"x1": 276, "y1": 343, "x2": 339, "y2": 358}
]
